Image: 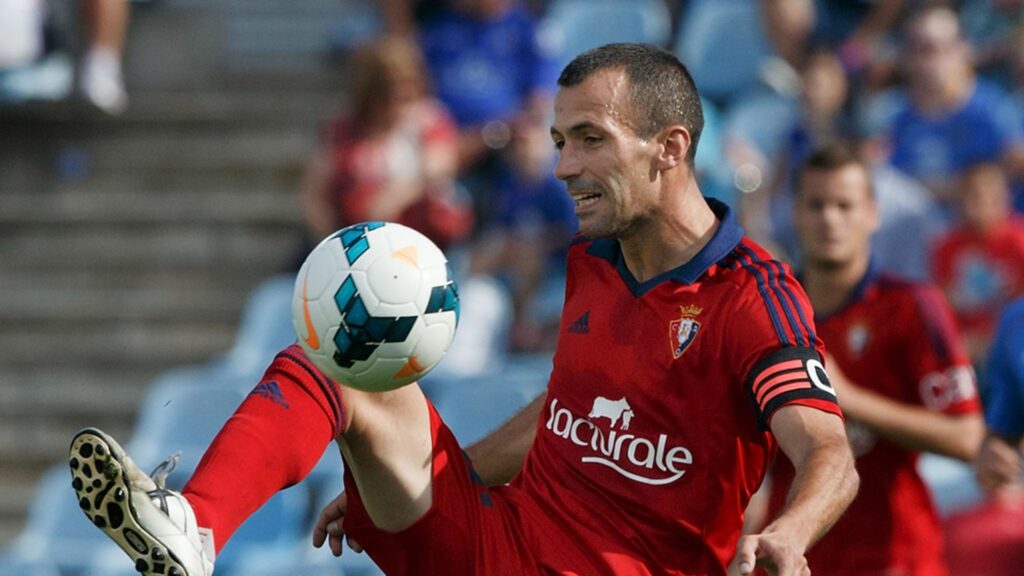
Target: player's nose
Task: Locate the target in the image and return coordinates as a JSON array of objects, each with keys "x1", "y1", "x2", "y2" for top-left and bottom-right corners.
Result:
[{"x1": 554, "y1": 144, "x2": 582, "y2": 181}]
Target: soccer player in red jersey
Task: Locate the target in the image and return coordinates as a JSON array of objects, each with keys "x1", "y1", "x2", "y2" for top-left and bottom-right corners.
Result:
[
  {"x1": 759, "y1": 143, "x2": 985, "y2": 576},
  {"x1": 69, "y1": 44, "x2": 857, "y2": 576}
]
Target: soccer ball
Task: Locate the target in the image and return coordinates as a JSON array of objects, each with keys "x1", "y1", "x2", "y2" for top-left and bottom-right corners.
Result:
[{"x1": 292, "y1": 222, "x2": 459, "y2": 392}]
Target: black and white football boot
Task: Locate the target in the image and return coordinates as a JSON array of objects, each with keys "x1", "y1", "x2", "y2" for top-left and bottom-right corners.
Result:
[{"x1": 69, "y1": 428, "x2": 215, "y2": 576}]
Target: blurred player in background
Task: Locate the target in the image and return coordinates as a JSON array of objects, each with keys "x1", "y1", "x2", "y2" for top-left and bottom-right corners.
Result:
[
  {"x1": 69, "y1": 44, "x2": 857, "y2": 576},
  {"x1": 756, "y1": 143, "x2": 984, "y2": 576},
  {"x1": 976, "y1": 297, "x2": 1024, "y2": 494}
]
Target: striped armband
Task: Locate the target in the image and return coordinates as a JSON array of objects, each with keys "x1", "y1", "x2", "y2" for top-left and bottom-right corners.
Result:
[{"x1": 746, "y1": 346, "x2": 837, "y2": 428}]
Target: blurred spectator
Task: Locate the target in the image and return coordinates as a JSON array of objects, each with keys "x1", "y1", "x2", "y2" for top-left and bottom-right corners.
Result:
[
  {"x1": 468, "y1": 109, "x2": 577, "y2": 352},
  {"x1": 757, "y1": 143, "x2": 983, "y2": 576},
  {"x1": 0, "y1": 0, "x2": 45, "y2": 69},
  {"x1": 960, "y1": 0, "x2": 1024, "y2": 80},
  {"x1": 857, "y1": 127, "x2": 946, "y2": 283},
  {"x1": 999, "y1": 24, "x2": 1024, "y2": 212},
  {"x1": 418, "y1": 0, "x2": 559, "y2": 220},
  {"x1": 932, "y1": 162, "x2": 1024, "y2": 365},
  {"x1": 944, "y1": 297, "x2": 1024, "y2": 576},
  {"x1": 0, "y1": 0, "x2": 129, "y2": 112},
  {"x1": 741, "y1": 47, "x2": 852, "y2": 253},
  {"x1": 297, "y1": 37, "x2": 472, "y2": 261},
  {"x1": 79, "y1": 0, "x2": 130, "y2": 113},
  {"x1": 888, "y1": 4, "x2": 1023, "y2": 206},
  {"x1": 760, "y1": 0, "x2": 906, "y2": 74},
  {"x1": 740, "y1": 46, "x2": 944, "y2": 281},
  {"x1": 975, "y1": 297, "x2": 1024, "y2": 493}
]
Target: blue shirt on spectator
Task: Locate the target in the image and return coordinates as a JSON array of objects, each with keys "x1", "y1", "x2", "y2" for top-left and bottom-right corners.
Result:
[
  {"x1": 984, "y1": 297, "x2": 1024, "y2": 439},
  {"x1": 493, "y1": 163, "x2": 577, "y2": 262},
  {"x1": 889, "y1": 80, "x2": 1021, "y2": 182},
  {"x1": 420, "y1": 5, "x2": 559, "y2": 127}
]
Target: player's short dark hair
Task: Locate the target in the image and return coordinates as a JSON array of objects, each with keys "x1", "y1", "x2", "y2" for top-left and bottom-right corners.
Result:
[
  {"x1": 798, "y1": 141, "x2": 875, "y2": 199},
  {"x1": 558, "y1": 43, "x2": 704, "y2": 167}
]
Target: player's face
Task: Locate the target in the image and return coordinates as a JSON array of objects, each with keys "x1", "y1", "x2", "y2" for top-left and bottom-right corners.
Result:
[
  {"x1": 550, "y1": 69, "x2": 660, "y2": 239},
  {"x1": 794, "y1": 164, "x2": 879, "y2": 268}
]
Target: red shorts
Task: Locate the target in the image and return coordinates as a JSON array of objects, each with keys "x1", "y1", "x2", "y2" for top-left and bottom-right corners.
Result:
[{"x1": 342, "y1": 399, "x2": 546, "y2": 576}]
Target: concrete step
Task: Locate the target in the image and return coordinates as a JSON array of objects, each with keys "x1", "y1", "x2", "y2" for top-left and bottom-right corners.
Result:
[
  {"x1": 0, "y1": 267, "x2": 272, "y2": 294},
  {"x1": 0, "y1": 225, "x2": 304, "y2": 271},
  {"x1": 0, "y1": 285, "x2": 244, "y2": 325},
  {"x1": 0, "y1": 188, "x2": 301, "y2": 225},
  {"x1": 0, "y1": 321, "x2": 234, "y2": 369},
  {"x1": 0, "y1": 414, "x2": 136, "y2": 466}
]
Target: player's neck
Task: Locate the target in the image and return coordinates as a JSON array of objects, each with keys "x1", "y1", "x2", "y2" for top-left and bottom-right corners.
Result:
[
  {"x1": 802, "y1": 254, "x2": 871, "y2": 317},
  {"x1": 619, "y1": 179, "x2": 717, "y2": 283}
]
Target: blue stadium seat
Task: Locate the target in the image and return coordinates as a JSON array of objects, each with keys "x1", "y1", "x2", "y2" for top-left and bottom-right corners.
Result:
[
  {"x1": 674, "y1": 0, "x2": 772, "y2": 105},
  {"x1": 220, "y1": 274, "x2": 298, "y2": 377},
  {"x1": 126, "y1": 377, "x2": 249, "y2": 478},
  {"x1": 0, "y1": 466, "x2": 123, "y2": 575},
  {"x1": 722, "y1": 89, "x2": 800, "y2": 163},
  {"x1": 541, "y1": 0, "x2": 673, "y2": 68},
  {"x1": 431, "y1": 355, "x2": 550, "y2": 445},
  {"x1": 213, "y1": 484, "x2": 312, "y2": 576},
  {"x1": 918, "y1": 453, "x2": 985, "y2": 518}
]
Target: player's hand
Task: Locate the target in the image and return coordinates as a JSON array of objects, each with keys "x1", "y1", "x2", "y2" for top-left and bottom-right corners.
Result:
[
  {"x1": 976, "y1": 434, "x2": 1022, "y2": 493},
  {"x1": 312, "y1": 491, "x2": 363, "y2": 556},
  {"x1": 731, "y1": 532, "x2": 810, "y2": 576}
]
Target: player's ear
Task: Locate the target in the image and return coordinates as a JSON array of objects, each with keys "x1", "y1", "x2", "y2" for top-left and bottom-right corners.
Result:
[{"x1": 655, "y1": 125, "x2": 691, "y2": 172}]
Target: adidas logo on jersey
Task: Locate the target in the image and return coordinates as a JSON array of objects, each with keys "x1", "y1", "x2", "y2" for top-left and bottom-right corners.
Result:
[
  {"x1": 251, "y1": 381, "x2": 290, "y2": 409},
  {"x1": 569, "y1": 311, "x2": 590, "y2": 334}
]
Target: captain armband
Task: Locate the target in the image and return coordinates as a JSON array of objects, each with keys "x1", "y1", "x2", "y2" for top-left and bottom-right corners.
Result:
[{"x1": 746, "y1": 346, "x2": 837, "y2": 428}]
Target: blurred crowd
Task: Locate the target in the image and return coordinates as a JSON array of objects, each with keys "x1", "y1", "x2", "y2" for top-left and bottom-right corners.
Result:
[
  {"x1": 2, "y1": 0, "x2": 1023, "y2": 573},
  {"x1": 0, "y1": 0, "x2": 129, "y2": 113},
  {"x1": 5, "y1": 0, "x2": 1021, "y2": 375},
  {"x1": 298, "y1": 0, "x2": 1024, "y2": 372}
]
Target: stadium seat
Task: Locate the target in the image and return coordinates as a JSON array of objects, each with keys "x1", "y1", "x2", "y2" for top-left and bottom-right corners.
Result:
[
  {"x1": 431, "y1": 355, "x2": 550, "y2": 445},
  {"x1": 0, "y1": 466, "x2": 123, "y2": 575},
  {"x1": 674, "y1": 0, "x2": 773, "y2": 105},
  {"x1": 722, "y1": 89, "x2": 800, "y2": 164},
  {"x1": 541, "y1": 0, "x2": 673, "y2": 68},
  {"x1": 918, "y1": 453, "x2": 985, "y2": 517},
  {"x1": 220, "y1": 274, "x2": 298, "y2": 376},
  {"x1": 126, "y1": 376, "x2": 249, "y2": 477}
]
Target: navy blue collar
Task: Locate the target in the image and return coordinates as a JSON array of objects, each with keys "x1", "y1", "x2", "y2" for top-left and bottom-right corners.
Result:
[
  {"x1": 805, "y1": 257, "x2": 879, "y2": 323},
  {"x1": 585, "y1": 197, "x2": 744, "y2": 296}
]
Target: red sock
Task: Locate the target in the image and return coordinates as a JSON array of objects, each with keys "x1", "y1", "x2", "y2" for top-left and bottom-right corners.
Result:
[{"x1": 182, "y1": 344, "x2": 345, "y2": 553}]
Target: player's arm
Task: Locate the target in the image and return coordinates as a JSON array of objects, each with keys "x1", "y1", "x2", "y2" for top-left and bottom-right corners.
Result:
[
  {"x1": 734, "y1": 405, "x2": 858, "y2": 575},
  {"x1": 828, "y1": 357, "x2": 984, "y2": 461},
  {"x1": 465, "y1": 393, "x2": 545, "y2": 486}
]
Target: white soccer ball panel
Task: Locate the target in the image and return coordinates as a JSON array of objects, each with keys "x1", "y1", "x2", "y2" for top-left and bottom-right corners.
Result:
[
  {"x1": 365, "y1": 251, "x2": 422, "y2": 306},
  {"x1": 413, "y1": 322, "x2": 455, "y2": 368}
]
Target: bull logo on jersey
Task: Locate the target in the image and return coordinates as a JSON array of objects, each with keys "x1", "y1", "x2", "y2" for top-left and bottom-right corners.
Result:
[
  {"x1": 588, "y1": 397, "x2": 634, "y2": 430},
  {"x1": 546, "y1": 396, "x2": 693, "y2": 486},
  {"x1": 670, "y1": 305, "x2": 702, "y2": 359}
]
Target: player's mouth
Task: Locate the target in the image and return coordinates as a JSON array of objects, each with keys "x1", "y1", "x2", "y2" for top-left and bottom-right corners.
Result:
[
  {"x1": 573, "y1": 193, "x2": 602, "y2": 209},
  {"x1": 568, "y1": 179, "x2": 605, "y2": 212}
]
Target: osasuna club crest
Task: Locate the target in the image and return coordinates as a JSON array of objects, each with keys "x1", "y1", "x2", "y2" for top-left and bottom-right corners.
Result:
[{"x1": 670, "y1": 305, "x2": 702, "y2": 359}]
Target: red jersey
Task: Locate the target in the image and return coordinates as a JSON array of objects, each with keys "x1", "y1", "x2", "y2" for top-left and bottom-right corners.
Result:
[
  {"x1": 931, "y1": 218, "x2": 1024, "y2": 340},
  {"x1": 513, "y1": 199, "x2": 842, "y2": 575},
  {"x1": 767, "y1": 267, "x2": 981, "y2": 576}
]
